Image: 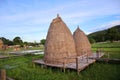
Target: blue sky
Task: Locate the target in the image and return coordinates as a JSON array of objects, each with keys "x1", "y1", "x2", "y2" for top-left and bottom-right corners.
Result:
[{"x1": 0, "y1": 0, "x2": 120, "y2": 42}]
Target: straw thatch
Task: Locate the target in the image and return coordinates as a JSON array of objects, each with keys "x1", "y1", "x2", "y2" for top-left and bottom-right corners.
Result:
[
  {"x1": 73, "y1": 27, "x2": 92, "y2": 56},
  {"x1": 44, "y1": 15, "x2": 77, "y2": 64},
  {"x1": 0, "y1": 39, "x2": 3, "y2": 49}
]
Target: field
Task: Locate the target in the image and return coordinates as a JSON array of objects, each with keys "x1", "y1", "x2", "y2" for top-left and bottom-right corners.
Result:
[{"x1": 0, "y1": 42, "x2": 120, "y2": 80}]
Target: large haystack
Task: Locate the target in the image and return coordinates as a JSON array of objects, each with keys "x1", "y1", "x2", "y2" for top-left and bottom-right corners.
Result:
[
  {"x1": 0, "y1": 39, "x2": 3, "y2": 49},
  {"x1": 44, "y1": 15, "x2": 77, "y2": 64},
  {"x1": 73, "y1": 27, "x2": 92, "y2": 56}
]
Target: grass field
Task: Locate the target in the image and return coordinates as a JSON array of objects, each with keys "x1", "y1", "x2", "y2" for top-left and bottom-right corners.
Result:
[
  {"x1": 92, "y1": 42, "x2": 120, "y2": 48},
  {"x1": 0, "y1": 53, "x2": 120, "y2": 80},
  {"x1": 0, "y1": 42, "x2": 120, "y2": 80}
]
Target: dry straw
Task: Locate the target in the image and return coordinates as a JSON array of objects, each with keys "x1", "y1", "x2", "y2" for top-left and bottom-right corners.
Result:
[
  {"x1": 73, "y1": 27, "x2": 92, "y2": 56},
  {"x1": 44, "y1": 15, "x2": 77, "y2": 64}
]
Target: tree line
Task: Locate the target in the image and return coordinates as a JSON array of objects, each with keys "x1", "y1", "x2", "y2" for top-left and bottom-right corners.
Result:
[
  {"x1": 88, "y1": 25, "x2": 120, "y2": 43},
  {"x1": 0, "y1": 36, "x2": 46, "y2": 47}
]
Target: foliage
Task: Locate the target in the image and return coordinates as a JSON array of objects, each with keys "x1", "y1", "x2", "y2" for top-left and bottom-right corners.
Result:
[
  {"x1": 0, "y1": 37, "x2": 40, "y2": 47},
  {"x1": 88, "y1": 25, "x2": 120, "y2": 42},
  {"x1": 0, "y1": 37, "x2": 13, "y2": 45},
  {"x1": 13, "y1": 36, "x2": 23, "y2": 46},
  {"x1": 40, "y1": 39, "x2": 46, "y2": 45},
  {"x1": 89, "y1": 37, "x2": 96, "y2": 44},
  {"x1": 106, "y1": 27, "x2": 120, "y2": 42}
]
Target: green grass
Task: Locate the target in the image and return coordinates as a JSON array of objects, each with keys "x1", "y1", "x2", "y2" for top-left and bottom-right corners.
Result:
[
  {"x1": 92, "y1": 48, "x2": 120, "y2": 52},
  {"x1": 92, "y1": 42, "x2": 120, "y2": 48},
  {"x1": 0, "y1": 42, "x2": 120, "y2": 80},
  {"x1": 92, "y1": 42, "x2": 120, "y2": 53},
  {"x1": 0, "y1": 52, "x2": 120, "y2": 80}
]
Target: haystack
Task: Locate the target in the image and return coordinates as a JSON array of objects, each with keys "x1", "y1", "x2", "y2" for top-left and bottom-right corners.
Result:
[
  {"x1": 0, "y1": 39, "x2": 3, "y2": 49},
  {"x1": 44, "y1": 15, "x2": 77, "y2": 64},
  {"x1": 73, "y1": 27, "x2": 92, "y2": 56}
]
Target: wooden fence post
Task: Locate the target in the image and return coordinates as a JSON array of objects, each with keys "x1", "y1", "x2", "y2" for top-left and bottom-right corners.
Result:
[
  {"x1": 32, "y1": 59, "x2": 35, "y2": 68},
  {"x1": 96, "y1": 50, "x2": 99, "y2": 58},
  {"x1": 63, "y1": 62, "x2": 66, "y2": 73},
  {"x1": 86, "y1": 54, "x2": 88, "y2": 63},
  {"x1": 76, "y1": 57, "x2": 79, "y2": 74},
  {"x1": 0, "y1": 69, "x2": 6, "y2": 80},
  {"x1": 107, "y1": 52, "x2": 109, "y2": 59}
]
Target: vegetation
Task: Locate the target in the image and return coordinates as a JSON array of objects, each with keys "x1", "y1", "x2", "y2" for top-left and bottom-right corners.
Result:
[
  {"x1": 0, "y1": 37, "x2": 13, "y2": 45},
  {"x1": 0, "y1": 36, "x2": 41, "y2": 47},
  {"x1": 88, "y1": 25, "x2": 120, "y2": 43},
  {"x1": 13, "y1": 36, "x2": 23, "y2": 47},
  {"x1": 92, "y1": 42, "x2": 120, "y2": 52},
  {"x1": 92, "y1": 42, "x2": 120, "y2": 48},
  {"x1": 40, "y1": 39, "x2": 46, "y2": 45},
  {"x1": 0, "y1": 52, "x2": 120, "y2": 80},
  {"x1": 0, "y1": 42, "x2": 120, "y2": 80}
]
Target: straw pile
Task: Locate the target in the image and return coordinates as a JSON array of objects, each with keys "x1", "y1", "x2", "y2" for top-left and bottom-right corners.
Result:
[
  {"x1": 73, "y1": 27, "x2": 92, "y2": 56},
  {"x1": 44, "y1": 15, "x2": 77, "y2": 64}
]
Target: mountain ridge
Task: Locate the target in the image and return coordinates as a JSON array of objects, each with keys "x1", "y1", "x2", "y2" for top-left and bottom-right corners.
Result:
[{"x1": 88, "y1": 25, "x2": 120, "y2": 43}]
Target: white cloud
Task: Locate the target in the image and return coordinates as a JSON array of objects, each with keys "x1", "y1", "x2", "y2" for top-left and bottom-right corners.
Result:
[
  {"x1": 0, "y1": 0, "x2": 120, "y2": 42},
  {"x1": 89, "y1": 20, "x2": 120, "y2": 32}
]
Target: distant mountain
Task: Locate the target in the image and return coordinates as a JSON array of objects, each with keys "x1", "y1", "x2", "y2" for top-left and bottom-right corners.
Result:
[{"x1": 88, "y1": 25, "x2": 120, "y2": 43}]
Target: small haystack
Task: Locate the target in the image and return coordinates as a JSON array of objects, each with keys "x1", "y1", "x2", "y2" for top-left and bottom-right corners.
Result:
[
  {"x1": 73, "y1": 27, "x2": 92, "y2": 56},
  {"x1": 0, "y1": 39, "x2": 3, "y2": 49},
  {"x1": 44, "y1": 15, "x2": 77, "y2": 64}
]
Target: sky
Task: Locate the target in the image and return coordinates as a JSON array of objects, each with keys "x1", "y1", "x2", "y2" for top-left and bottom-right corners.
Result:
[{"x1": 0, "y1": 0, "x2": 120, "y2": 42}]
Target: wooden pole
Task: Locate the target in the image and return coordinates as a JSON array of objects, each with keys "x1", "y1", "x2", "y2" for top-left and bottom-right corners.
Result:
[
  {"x1": 0, "y1": 69, "x2": 6, "y2": 80},
  {"x1": 108, "y1": 52, "x2": 109, "y2": 59},
  {"x1": 96, "y1": 50, "x2": 99, "y2": 58},
  {"x1": 76, "y1": 57, "x2": 79, "y2": 74},
  {"x1": 32, "y1": 59, "x2": 35, "y2": 68},
  {"x1": 63, "y1": 62, "x2": 66, "y2": 73},
  {"x1": 63, "y1": 59, "x2": 66, "y2": 73},
  {"x1": 106, "y1": 51, "x2": 109, "y2": 62},
  {"x1": 86, "y1": 54, "x2": 88, "y2": 63}
]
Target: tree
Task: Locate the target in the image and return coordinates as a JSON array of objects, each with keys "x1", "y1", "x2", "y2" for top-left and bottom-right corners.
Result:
[
  {"x1": 13, "y1": 36, "x2": 23, "y2": 46},
  {"x1": 40, "y1": 39, "x2": 46, "y2": 45},
  {"x1": 88, "y1": 37, "x2": 95, "y2": 44},
  {"x1": 106, "y1": 27, "x2": 119, "y2": 42},
  {"x1": 0, "y1": 37, "x2": 13, "y2": 45},
  {"x1": 24, "y1": 42, "x2": 28, "y2": 46}
]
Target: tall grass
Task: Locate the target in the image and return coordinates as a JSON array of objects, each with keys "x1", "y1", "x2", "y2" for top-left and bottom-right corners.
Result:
[
  {"x1": 0, "y1": 42, "x2": 120, "y2": 80},
  {"x1": 0, "y1": 53, "x2": 120, "y2": 80},
  {"x1": 92, "y1": 42, "x2": 120, "y2": 48}
]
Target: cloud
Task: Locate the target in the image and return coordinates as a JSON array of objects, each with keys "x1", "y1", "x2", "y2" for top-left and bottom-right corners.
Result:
[
  {"x1": 1, "y1": 0, "x2": 120, "y2": 26},
  {"x1": 0, "y1": 0, "x2": 120, "y2": 42},
  {"x1": 89, "y1": 20, "x2": 120, "y2": 33}
]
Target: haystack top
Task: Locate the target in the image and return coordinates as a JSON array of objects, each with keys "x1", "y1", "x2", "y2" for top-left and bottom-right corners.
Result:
[
  {"x1": 52, "y1": 14, "x2": 62, "y2": 23},
  {"x1": 75, "y1": 26, "x2": 83, "y2": 33},
  {"x1": 57, "y1": 14, "x2": 59, "y2": 18}
]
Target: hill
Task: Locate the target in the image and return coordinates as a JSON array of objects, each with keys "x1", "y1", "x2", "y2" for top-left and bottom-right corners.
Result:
[{"x1": 88, "y1": 25, "x2": 120, "y2": 43}]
